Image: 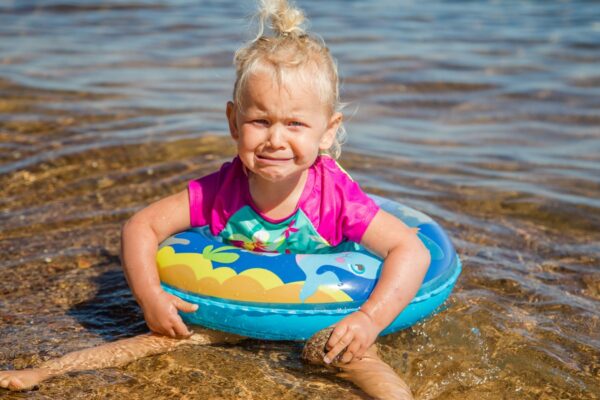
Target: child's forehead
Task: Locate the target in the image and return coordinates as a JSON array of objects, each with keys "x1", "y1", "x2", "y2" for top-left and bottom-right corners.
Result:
[
  {"x1": 234, "y1": 57, "x2": 336, "y2": 115},
  {"x1": 246, "y1": 73, "x2": 306, "y2": 96},
  {"x1": 246, "y1": 66, "x2": 315, "y2": 92},
  {"x1": 240, "y1": 69, "x2": 326, "y2": 109}
]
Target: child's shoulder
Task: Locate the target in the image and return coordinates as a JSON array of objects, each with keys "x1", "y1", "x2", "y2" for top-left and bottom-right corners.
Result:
[
  {"x1": 189, "y1": 156, "x2": 247, "y2": 201},
  {"x1": 310, "y1": 155, "x2": 373, "y2": 208},
  {"x1": 306, "y1": 156, "x2": 379, "y2": 245},
  {"x1": 188, "y1": 156, "x2": 249, "y2": 231},
  {"x1": 199, "y1": 156, "x2": 245, "y2": 184},
  {"x1": 314, "y1": 155, "x2": 357, "y2": 185}
]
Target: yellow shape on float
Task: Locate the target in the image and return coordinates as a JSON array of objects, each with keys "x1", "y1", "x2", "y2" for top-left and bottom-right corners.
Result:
[
  {"x1": 157, "y1": 246, "x2": 354, "y2": 304},
  {"x1": 220, "y1": 275, "x2": 267, "y2": 301},
  {"x1": 264, "y1": 282, "x2": 304, "y2": 303},
  {"x1": 313, "y1": 285, "x2": 353, "y2": 302},
  {"x1": 158, "y1": 264, "x2": 198, "y2": 293},
  {"x1": 239, "y1": 268, "x2": 284, "y2": 290},
  {"x1": 157, "y1": 246, "x2": 236, "y2": 283}
]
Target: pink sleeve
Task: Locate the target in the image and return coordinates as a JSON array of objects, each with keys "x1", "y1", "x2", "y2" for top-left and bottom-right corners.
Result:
[
  {"x1": 308, "y1": 157, "x2": 380, "y2": 245},
  {"x1": 336, "y1": 174, "x2": 380, "y2": 243},
  {"x1": 187, "y1": 157, "x2": 249, "y2": 234},
  {"x1": 188, "y1": 170, "x2": 221, "y2": 227}
]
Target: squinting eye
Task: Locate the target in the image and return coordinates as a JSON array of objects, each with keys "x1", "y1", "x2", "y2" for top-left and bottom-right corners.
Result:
[
  {"x1": 253, "y1": 119, "x2": 269, "y2": 126},
  {"x1": 288, "y1": 121, "x2": 304, "y2": 127}
]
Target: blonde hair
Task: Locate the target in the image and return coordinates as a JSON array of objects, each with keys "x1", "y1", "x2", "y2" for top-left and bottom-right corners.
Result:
[{"x1": 232, "y1": 0, "x2": 346, "y2": 159}]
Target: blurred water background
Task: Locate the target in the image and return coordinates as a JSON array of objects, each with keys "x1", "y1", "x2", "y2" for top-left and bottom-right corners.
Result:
[{"x1": 0, "y1": 0, "x2": 599, "y2": 398}]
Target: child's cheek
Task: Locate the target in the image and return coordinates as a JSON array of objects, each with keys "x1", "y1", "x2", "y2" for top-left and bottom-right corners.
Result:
[{"x1": 243, "y1": 126, "x2": 265, "y2": 143}]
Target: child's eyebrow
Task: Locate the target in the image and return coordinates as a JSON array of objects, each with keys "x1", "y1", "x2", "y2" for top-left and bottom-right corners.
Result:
[
  {"x1": 241, "y1": 106, "x2": 309, "y2": 120},
  {"x1": 287, "y1": 114, "x2": 309, "y2": 121},
  {"x1": 239, "y1": 106, "x2": 265, "y2": 116}
]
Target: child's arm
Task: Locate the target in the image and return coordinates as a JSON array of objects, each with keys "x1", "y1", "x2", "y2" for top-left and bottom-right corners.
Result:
[
  {"x1": 324, "y1": 209, "x2": 430, "y2": 364},
  {"x1": 121, "y1": 190, "x2": 198, "y2": 338}
]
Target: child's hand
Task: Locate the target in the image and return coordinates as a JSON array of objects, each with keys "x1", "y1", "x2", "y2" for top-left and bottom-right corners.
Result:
[
  {"x1": 324, "y1": 310, "x2": 382, "y2": 364},
  {"x1": 140, "y1": 290, "x2": 198, "y2": 338}
]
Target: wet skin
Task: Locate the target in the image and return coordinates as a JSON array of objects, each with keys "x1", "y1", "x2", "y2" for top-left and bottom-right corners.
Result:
[{"x1": 0, "y1": 327, "x2": 413, "y2": 399}]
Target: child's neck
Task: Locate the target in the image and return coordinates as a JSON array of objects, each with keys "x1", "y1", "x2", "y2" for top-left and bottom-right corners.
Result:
[{"x1": 248, "y1": 170, "x2": 308, "y2": 220}]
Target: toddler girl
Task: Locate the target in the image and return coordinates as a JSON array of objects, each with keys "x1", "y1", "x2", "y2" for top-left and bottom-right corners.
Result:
[{"x1": 0, "y1": 1, "x2": 429, "y2": 398}]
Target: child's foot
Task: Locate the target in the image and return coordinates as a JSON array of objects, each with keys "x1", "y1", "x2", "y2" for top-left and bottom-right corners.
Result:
[{"x1": 0, "y1": 369, "x2": 50, "y2": 391}]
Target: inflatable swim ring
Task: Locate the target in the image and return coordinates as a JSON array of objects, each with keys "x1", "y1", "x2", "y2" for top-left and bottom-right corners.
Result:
[{"x1": 157, "y1": 195, "x2": 461, "y2": 340}]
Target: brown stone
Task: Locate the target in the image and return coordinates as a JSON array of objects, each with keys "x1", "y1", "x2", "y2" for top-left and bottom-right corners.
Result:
[{"x1": 301, "y1": 327, "x2": 344, "y2": 368}]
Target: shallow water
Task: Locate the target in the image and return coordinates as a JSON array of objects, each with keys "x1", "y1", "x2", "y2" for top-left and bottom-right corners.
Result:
[{"x1": 0, "y1": 0, "x2": 599, "y2": 398}]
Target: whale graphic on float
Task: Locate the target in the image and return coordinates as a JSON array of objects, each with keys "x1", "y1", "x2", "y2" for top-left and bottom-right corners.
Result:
[{"x1": 295, "y1": 252, "x2": 381, "y2": 302}]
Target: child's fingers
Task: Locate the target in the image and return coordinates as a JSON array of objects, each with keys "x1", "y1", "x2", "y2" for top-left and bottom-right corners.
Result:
[
  {"x1": 171, "y1": 317, "x2": 192, "y2": 338},
  {"x1": 326, "y1": 324, "x2": 348, "y2": 350},
  {"x1": 165, "y1": 327, "x2": 177, "y2": 338},
  {"x1": 354, "y1": 343, "x2": 369, "y2": 360},
  {"x1": 173, "y1": 298, "x2": 199, "y2": 313},
  {"x1": 146, "y1": 320, "x2": 170, "y2": 337},
  {"x1": 341, "y1": 340, "x2": 362, "y2": 363},
  {"x1": 324, "y1": 330, "x2": 354, "y2": 364}
]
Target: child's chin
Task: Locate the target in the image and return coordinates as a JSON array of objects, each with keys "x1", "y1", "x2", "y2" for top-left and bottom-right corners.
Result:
[
  {"x1": 252, "y1": 166, "x2": 299, "y2": 182},
  {"x1": 256, "y1": 172, "x2": 289, "y2": 182}
]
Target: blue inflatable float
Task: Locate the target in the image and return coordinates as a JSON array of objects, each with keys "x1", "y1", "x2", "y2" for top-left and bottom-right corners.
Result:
[{"x1": 157, "y1": 195, "x2": 461, "y2": 340}]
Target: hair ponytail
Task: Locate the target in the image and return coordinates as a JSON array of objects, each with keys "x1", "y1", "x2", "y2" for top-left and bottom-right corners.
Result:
[{"x1": 255, "y1": 0, "x2": 306, "y2": 39}]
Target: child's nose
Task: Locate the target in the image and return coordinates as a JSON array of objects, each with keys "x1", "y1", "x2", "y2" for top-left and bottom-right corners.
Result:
[{"x1": 266, "y1": 124, "x2": 286, "y2": 148}]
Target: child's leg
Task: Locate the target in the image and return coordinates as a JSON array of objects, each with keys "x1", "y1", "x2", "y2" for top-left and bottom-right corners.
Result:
[
  {"x1": 335, "y1": 345, "x2": 413, "y2": 400},
  {"x1": 0, "y1": 328, "x2": 243, "y2": 391},
  {"x1": 302, "y1": 328, "x2": 413, "y2": 400}
]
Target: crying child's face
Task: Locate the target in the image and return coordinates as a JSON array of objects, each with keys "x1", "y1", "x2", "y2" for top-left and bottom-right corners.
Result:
[{"x1": 227, "y1": 68, "x2": 340, "y2": 185}]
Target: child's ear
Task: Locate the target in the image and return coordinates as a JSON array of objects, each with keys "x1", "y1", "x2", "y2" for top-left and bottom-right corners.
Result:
[
  {"x1": 320, "y1": 112, "x2": 342, "y2": 150},
  {"x1": 226, "y1": 101, "x2": 238, "y2": 140}
]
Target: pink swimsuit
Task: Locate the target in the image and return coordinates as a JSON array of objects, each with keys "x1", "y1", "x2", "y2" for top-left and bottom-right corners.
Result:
[{"x1": 188, "y1": 156, "x2": 379, "y2": 254}]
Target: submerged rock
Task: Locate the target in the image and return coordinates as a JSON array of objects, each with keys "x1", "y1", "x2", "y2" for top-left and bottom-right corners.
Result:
[{"x1": 301, "y1": 327, "x2": 344, "y2": 368}]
